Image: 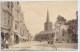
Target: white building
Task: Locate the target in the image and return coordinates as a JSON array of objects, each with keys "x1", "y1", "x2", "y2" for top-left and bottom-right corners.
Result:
[{"x1": 54, "y1": 15, "x2": 70, "y2": 43}]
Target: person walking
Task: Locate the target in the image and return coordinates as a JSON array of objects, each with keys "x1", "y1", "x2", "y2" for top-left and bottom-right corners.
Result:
[{"x1": 5, "y1": 40, "x2": 9, "y2": 49}]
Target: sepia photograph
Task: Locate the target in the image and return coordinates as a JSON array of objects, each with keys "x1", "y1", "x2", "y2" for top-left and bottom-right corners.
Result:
[{"x1": 0, "y1": 0, "x2": 78, "y2": 51}]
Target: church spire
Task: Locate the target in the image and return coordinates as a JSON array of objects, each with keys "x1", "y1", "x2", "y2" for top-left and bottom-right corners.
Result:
[
  {"x1": 44, "y1": 9, "x2": 52, "y2": 31},
  {"x1": 46, "y1": 10, "x2": 50, "y2": 22}
]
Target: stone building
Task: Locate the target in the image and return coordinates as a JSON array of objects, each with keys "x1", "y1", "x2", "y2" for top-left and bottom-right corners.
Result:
[
  {"x1": 54, "y1": 23, "x2": 69, "y2": 43},
  {"x1": 1, "y1": 2, "x2": 14, "y2": 46},
  {"x1": 54, "y1": 15, "x2": 68, "y2": 43},
  {"x1": 35, "y1": 10, "x2": 54, "y2": 41},
  {"x1": 44, "y1": 10, "x2": 52, "y2": 31},
  {"x1": 1, "y1": 1, "x2": 31, "y2": 47},
  {"x1": 35, "y1": 10, "x2": 77, "y2": 43},
  {"x1": 11, "y1": 1, "x2": 31, "y2": 45}
]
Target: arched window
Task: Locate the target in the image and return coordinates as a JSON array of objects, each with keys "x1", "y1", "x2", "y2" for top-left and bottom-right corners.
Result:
[{"x1": 14, "y1": 35, "x2": 19, "y2": 44}]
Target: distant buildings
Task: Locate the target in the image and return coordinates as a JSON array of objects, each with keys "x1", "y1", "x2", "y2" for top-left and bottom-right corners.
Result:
[
  {"x1": 44, "y1": 10, "x2": 52, "y2": 31},
  {"x1": 54, "y1": 11, "x2": 78, "y2": 43},
  {"x1": 35, "y1": 10, "x2": 78, "y2": 43},
  {"x1": 54, "y1": 17, "x2": 69, "y2": 43},
  {"x1": 34, "y1": 10, "x2": 54, "y2": 41},
  {"x1": 1, "y1": 1, "x2": 32, "y2": 47},
  {"x1": 35, "y1": 12, "x2": 69, "y2": 43}
]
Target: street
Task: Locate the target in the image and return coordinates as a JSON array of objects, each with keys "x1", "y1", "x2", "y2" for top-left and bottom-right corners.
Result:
[
  {"x1": 3, "y1": 41, "x2": 77, "y2": 51},
  {"x1": 1, "y1": 1, "x2": 78, "y2": 51}
]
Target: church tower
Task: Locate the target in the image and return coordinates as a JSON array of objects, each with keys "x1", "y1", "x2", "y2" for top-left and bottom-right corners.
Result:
[{"x1": 44, "y1": 10, "x2": 52, "y2": 31}]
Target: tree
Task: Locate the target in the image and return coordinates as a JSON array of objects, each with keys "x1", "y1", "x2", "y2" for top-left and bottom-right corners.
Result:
[
  {"x1": 66, "y1": 19, "x2": 77, "y2": 34},
  {"x1": 56, "y1": 15, "x2": 66, "y2": 25},
  {"x1": 55, "y1": 15, "x2": 67, "y2": 37},
  {"x1": 66, "y1": 19, "x2": 78, "y2": 42}
]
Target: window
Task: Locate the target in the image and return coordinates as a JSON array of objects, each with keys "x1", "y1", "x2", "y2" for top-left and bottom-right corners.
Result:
[
  {"x1": 68, "y1": 39, "x2": 69, "y2": 43},
  {"x1": 15, "y1": 21, "x2": 19, "y2": 30},
  {"x1": 62, "y1": 39, "x2": 64, "y2": 41},
  {"x1": 56, "y1": 39, "x2": 58, "y2": 41},
  {"x1": 17, "y1": 10, "x2": 19, "y2": 13},
  {"x1": 11, "y1": 2, "x2": 14, "y2": 8},
  {"x1": 8, "y1": 15, "x2": 10, "y2": 25},
  {"x1": 62, "y1": 29, "x2": 65, "y2": 36},
  {"x1": 7, "y1": 2, "x2": 10, "y2": 8},
  {"x1": 17, "y1": 1, "x2": 19, "y2": 4},
  {"x1": 27, "y1": 30, "x2": 29, "y2": 32},
  {"x1": 8, "y1": 19, "x2": 10, "y2": 25}
]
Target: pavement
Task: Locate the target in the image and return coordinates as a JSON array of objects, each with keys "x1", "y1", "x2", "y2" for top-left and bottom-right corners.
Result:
[{"x1": 2, "y1": 41, "x2": 78, "y2": 51}]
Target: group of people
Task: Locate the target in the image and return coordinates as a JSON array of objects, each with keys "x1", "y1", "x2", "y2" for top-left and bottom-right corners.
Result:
[
  {"x1": 1, "y1": 39, "x2": 9, "y2": 49},
  {"x1": 47, "y1": 40, "x2": 54, "y2": 44},
  {"x1": 1, "y1": 31, "x2": 9, "y2": 49}
]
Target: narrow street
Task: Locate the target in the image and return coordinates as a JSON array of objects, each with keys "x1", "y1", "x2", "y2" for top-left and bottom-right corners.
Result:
[
  {"x1": 3, "y1": 41, "x2": 57, "y2": 50},
  {"x1": 3, "y1": 41, "x2": 77, "y2": 51}
]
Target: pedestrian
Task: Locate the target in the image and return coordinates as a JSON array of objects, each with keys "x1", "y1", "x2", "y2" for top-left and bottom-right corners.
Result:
[
  {"x1": 1, "y1": 30, "x2": 4, "y2": 40},
  {"x1": 1, "y1": 39, "x2": 6, "y2": 49},
  {"x1": 39, "y1": 40, "x2": 41, "y2": 42},
  {"x1": 47, "y1": 40, "x2": 49, "y2": 44},
  {"x1": 5, "y1": 40, "x2": 9, "y2": 49}
]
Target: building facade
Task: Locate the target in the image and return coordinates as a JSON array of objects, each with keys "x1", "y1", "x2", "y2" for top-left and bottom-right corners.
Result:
[
  {"x1": 54, "y1": 14, "x2": 78, "y2": 43},
  {"x1": 35, "y1": 11, "x2": 70, "y2": 43},
  {"x1": 1, "y1": 2, "x2": 31, "y2": 48},
  {"x1": 1, "y1": 2, "x2": 14, "y2": 46},
  {"x1": 54, "y1": 23, "x2": 69, "y2": 43}
]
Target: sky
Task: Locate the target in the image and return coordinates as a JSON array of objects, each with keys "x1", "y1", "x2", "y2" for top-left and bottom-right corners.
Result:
[{"x1": 19, "y1": 1, "x2": 77, "y2": 36}]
